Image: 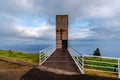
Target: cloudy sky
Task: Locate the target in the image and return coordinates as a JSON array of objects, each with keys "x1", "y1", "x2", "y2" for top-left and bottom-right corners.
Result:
[{"x1": 0, "y1": 0, "x2": 120, "y2": 46}]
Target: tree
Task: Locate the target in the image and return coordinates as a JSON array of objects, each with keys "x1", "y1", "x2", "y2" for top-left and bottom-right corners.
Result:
[{"x1": 93, "y1": 48, "x2": 101, "y2": 56}]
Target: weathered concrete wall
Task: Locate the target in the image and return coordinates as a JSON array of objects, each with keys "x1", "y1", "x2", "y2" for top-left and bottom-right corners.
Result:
[{"x1": 56, "y1": 15, "x2": 68, "y2": 49}]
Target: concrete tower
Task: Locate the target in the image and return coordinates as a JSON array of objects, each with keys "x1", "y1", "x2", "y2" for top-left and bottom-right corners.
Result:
[{"x1": 56, "y1": 15, "x2": 68, "y2": 49}]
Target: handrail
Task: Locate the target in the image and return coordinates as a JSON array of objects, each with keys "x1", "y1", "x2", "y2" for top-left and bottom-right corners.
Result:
[
  {"x1": 85, "y1": 59, "x2": 117, "y2": 65},
  {"x1": 84, "y1": 54, "x2": 119, "y2": 60},
  {"x1": 39, "y1": 46, "x2": 56, "y2": 65},
  {"x1": 68, "y1": 46, "x2": 84, "y2": 74},
  {"x1": 84, "y1": 55, "x2": 120, "y2": 78},
  {"x1": 39, "y1": 46, "x2": 120, "y2": 78},
  {"x1": 69, "y1": 46, "x2": 83, "y2": 56},
  {"x1": 68, "y1": 46, "x2": 120, "y2": 78}
]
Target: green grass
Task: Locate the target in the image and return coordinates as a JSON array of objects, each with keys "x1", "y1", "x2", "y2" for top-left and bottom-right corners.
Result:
[
  {"x1": 84, "y1": 56, "x2": 118, "y2": 72},
  {"x1": 0, "y1": 50, "x2": 39, "y2": 64},
  {"x1": 75, "y1": 56, "x2": 118, "y2": 78}
]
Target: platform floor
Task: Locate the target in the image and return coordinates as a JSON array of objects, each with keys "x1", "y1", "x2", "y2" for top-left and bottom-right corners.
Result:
[{"x1": 42, "y1": 49, "x2": 80, "y2": 74}]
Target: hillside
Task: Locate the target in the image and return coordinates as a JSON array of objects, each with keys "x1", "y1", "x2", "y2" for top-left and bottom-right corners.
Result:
[
  {"x1": 0, "y1": 50, "x2": 39, "y2": 64},
  {"x1": 0, "y1": 60, "x2": 31, "y2": 80},
  {"x1": 0, "y1": 50, "x2": 119, "y2": 80}
]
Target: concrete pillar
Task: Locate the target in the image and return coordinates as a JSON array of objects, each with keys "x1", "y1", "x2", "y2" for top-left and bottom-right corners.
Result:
[{"x1": 56, "y1": 15, "x2": 68, "y2": 49}]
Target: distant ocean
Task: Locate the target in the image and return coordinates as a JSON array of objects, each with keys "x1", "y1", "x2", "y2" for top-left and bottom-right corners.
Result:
[
  {"x1": 69, "y1": 39, "x2": 120, "y2": 58},
  {"x1": 0, "y1": 39, "x2": 120, "y2": 58},
  {"x1": 0, "y1": 44, "x2": 50, "y2": 53}
]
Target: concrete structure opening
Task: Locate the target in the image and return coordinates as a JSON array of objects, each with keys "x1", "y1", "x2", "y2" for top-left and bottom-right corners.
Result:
[{"x1": 62, "y1": 40, "x2": 67, "y2": 49}]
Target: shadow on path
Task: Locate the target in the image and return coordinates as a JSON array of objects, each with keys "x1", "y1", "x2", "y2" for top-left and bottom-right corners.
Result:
[{"x1": 20, "y1": 67, "x2": 120, "y2": 80}]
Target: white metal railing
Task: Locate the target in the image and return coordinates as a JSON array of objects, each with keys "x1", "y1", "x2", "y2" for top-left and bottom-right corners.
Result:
[
  {"x1": 39, "y1": 46, "x2": 56, "y2": 65},
  {"x1": 118, "y1": 59, "x2": 120, "y2": 78},
  {"x1": 68, "y1": 47, "x2": 120, "y2": 78},
  {"x1": 84, "y1": 55, "x2": 120, "y2": 78},
  {"x1": 68, "y1": 46, "x2": 84, "y2": 74},
  {"x1": 39, "y1": 46, "x2": 120, "y2": 78}
]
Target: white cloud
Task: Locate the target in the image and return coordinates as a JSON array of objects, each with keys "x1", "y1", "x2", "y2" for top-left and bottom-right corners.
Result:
[
  {"x1": 69, "y1": 27, "x2": 95, "y2": 40},
  {"x1": 15, "y1": 22, "x2": 55, "y2": 39},
  {"x1": 88, "y1": 6, "x2": 115, "y2": 18},
  {"x1": 0, "y1": 0, "x2": 120, "y2": 44},
  {"x1": 0, "y1": 0, "x2": 34, "y2": 16},
  {"x1": 20, "y1": 0, "x2": 33, "y2": 9}
]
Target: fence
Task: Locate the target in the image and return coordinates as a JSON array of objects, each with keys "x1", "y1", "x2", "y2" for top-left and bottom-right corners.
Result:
[
  {"x1": 84, "y1": 55, "x2": 120, "y2": 78},
  {"x1": 68, "y1": 47, "x2": 120, "y2": 78},
  {"x1": 39, "y1": 46, "x2": 120, "y2": 78},
  {"x1": 118, "y1": 59, "x2": 120, "y2": 78},
  {"x1": 39, "y1": 46, "x2": 56, "y2": 65},
  {"x1": 68, "y1": 46, "x2": 84, "y2": 74}
]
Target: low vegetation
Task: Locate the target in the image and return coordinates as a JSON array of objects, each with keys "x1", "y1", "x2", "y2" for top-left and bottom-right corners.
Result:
[
  {"x1": 0, "y1": 50, "x2": 39, "y2": 64},
  {"x1": 76, "y1": 55, "x2": 118, "y2": 78},
  {"x1": 85, "y1": 69, "x2": 118, "y2": 78},
  {"x1": 93, "y1": 48, "x2": 101, "y2": 56},
  {"x1": 84, "y1": 56, "x2": 118, "y2": 72},
  {"x1": 0, "y1": 60, "x2": 31, "y2": 80}
]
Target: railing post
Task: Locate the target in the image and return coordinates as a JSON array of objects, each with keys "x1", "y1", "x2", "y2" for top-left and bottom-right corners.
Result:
[
  {"x1": 77, "y1": 56, "x2": 79, "y2": 64},
  {"x1": 39, "y1": 52, "x2": 41, "y2": 65},
  {"x1": 118, "y1": 59, "x2": 120, "y2": 78},
  {"x1": 82, "y1": 55, "x2": 84, "y2": 74},
  {"x1": 39, "y1": 46, "x2": 55, "y2": 65}
]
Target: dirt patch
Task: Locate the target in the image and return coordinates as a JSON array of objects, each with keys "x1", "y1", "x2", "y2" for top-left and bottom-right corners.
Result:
[
  {"x1": 0, "y1": 70, "x2": 27, "y2": 80},
  {"x1": 0, "y1": 60, "x2": 31, "y2": 80},
  {"x1": 0, "y1": 57, "x2": 37, "y2": 67}
]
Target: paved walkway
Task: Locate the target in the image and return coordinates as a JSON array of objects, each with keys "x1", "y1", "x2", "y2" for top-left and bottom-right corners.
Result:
[{"x1": 42, "y1": 49, "x2": 80, "y2": 74}]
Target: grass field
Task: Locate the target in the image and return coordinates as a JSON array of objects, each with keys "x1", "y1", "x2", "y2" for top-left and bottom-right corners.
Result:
[
  {"x1": 75, "y1": 56, "x2": 119, "y2": 78},
  {"x1": 84, "y1": 56, "x2": 118, "y2": 72},
  {"x1": 83, "y1": 56, "x2": 119, "y2": 78},
  {"x1": 85, "y1": 69, "x2": 118, "y2": 78},
  {"x1": 0, "y1": 50, "x2": 39, "y2": 64}
]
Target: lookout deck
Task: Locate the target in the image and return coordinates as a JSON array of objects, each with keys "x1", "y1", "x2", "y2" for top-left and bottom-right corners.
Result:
[{"x1": 42, "y1": 49, "x2": 80, "y2": 74}]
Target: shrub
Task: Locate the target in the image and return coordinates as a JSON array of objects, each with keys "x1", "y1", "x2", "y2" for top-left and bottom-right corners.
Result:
[{"x1": 93, "y1": 48, "x2": 101, "y2": 56}]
